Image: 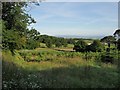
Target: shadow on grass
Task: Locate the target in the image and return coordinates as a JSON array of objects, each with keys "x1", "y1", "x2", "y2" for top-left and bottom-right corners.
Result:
[{"x1": 2, "y1": 60, "x2": 119, "y2": 88}]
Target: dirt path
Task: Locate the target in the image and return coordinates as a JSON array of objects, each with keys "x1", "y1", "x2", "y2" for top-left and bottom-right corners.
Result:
[{"x1": 54, "y1": 48, "x2": 74, "y2": 52}]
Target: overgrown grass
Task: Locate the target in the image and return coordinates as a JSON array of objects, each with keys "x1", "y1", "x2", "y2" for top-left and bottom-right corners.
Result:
[{"x1": 2, "y1": 48, "x2": 119, "y2": 88}]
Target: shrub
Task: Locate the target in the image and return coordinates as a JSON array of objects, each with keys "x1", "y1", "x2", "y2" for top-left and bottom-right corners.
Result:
[
  {"x1": 45, "y1": 40, "x2": 52, "y2": 48},
  {"x1": 89, "y1": 40, "x2": 103, "y2": 52},
  {"x1": 101, "y1": 55, "x2": 114, "y2": 64},
  {"x1": 73, "y1": 40, "x2": 87, "y2": 52},
  {"x1": 55, "y1": 41, "x2": 62, "y2": 48},
  {"x1": 26, "y1": 39, "x2": 39, "y2": 49},
  {"x1": 117, "y1": 39, "x2": 120, "y2": 50}
]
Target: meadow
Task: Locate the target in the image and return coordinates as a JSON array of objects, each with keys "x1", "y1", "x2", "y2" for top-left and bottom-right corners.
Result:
[
  {"x1": 2, "y1": 46, "x2": 119, "y2": 88},
  {"x1": 2, "y1": 2, "x2": 120, "y2": 89}
]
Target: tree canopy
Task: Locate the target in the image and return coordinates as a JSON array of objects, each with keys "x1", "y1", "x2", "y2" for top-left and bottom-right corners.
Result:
[
  {"x1": 114, "y1": 29, "x2": 120, "y2": 50},
  {"x1": 117, "y1": 39, "x2": 120, "y2": 50},
  {"x1": 89, "y1": 40, "x2": 103, "y2": 52},
  {"x1": 2, "y1": 2, "x2": 37, "y2": 53},
  {"x1": 73, "y1": 40, "x2": 87, "y2": 52},
  {"x1": 100, "y1": 36, "x2": 116, "y2": 43}
]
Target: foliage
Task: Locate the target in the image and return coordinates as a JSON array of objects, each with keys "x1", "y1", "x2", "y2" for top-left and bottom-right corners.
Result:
[
  {"x1": 2, "y1": 2, "x2": 119, "y2": 88},
  {"x1": 2, "y1": 2, "x2": 36, "y2": 53},
  {"x1": 113, "y1": 29, "x2": 120, "y2": 51},
  {"x1": 101, "y1": 36, "x2": 116, "y2": 43},
  {"x1": 73, "y1": 40, "x2": 87, "y2": 52},
  {"x1": 2, "y1": 29, "x2": 26, "y2": 54},
  {"x1": 100, "y1": 36, "x2": 116, "y2": 48},
  {"x1": 117, "y1": 39, "x2": 120, "y2": 50},
  {"x1": 25, "y1": 28, "x2": 40, "y2": 49},
  {"x1": 60, "y1": 38, "x2": 68, "y2": 47},
  {"x1": 45, "y1": 38, "x2": 52, "y2": 48},
  {"x1": 37, "y1": 35, "x2": 68, "y2": 48},
  {"x1": 73, "y1": 40, "x2": 103, "y2": 52},
  {"x1": 89, "y1": 40, "x2": 103, "y2": 52},
  {"x1": 27, "y1": 28, "x2": 40, "y2": 40},
  {"x1": 67, "y1": 38, "x2": 75, "y2": 44},
  {"x1": 54, "y1": 41, "x2": 62, "y2": 48},
  {"x1": 2, "y1": 49, "x2": 118, "y2": 88},
  {"x1": 26, "y1": 39, "x2": 39, "y2": 49}
]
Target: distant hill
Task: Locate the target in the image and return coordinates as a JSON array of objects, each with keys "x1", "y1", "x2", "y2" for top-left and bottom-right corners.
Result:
[{"x1": 56, "y1": 35, "x2": 105, "y2": 39}]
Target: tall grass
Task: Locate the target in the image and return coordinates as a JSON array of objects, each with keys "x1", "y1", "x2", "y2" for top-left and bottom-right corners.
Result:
[{"x1": 2, "y1": 48, "x2": 119, "y2": 88}]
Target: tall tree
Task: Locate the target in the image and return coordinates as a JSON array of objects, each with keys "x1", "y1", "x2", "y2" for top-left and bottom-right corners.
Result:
[
  {"x1": 113, "y1": 29, "x2": 120, "y2": 50},
  {"x1": 90, "y1": 40, "x2": 103, "y2": 52},
  {"x1": 73, "y1": 40, "x2": 87, "y2": 52},
  {"x1": 27, "y1": 28, "x2": 40, "y2": 40},
  {"x1": 117, "y1": 39, "x2": 120, "y2": 50},
  {"x1": 100, "y1": 35, "x2": 116, "y2": 48},
  {"x1": 2, "y1": 2, "x2": 36, "y2": 53}
]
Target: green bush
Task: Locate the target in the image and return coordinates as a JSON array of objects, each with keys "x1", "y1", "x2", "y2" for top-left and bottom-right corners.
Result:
[
  {"x1": 88, "y1": 40, "x2": 103, "y2": 52},
  {"x1": 26, "y1": 39, "x2": 39, "y2": 49},
  {"x1": 117, "y1": 39, "x2": 120, "y2": 50},
  {"x1": 73, "y1": 40, "x2": 87, "y2": 52}
]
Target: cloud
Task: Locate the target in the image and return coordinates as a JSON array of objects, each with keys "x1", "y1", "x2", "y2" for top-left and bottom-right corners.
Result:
[
  {"x1": 28, "y1": 2, "x2": 117, "y2": 36},
  {"x1": 31, "y1": 2, "x2": 117, "y2": 24},
  {"x1": 40, "y1": 3, "x2": 78, "y2": 18}
]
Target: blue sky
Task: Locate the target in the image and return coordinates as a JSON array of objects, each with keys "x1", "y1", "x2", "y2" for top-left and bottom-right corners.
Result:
[{"x1": 27, "y1": 2, "x2": 118, "y2": 36}]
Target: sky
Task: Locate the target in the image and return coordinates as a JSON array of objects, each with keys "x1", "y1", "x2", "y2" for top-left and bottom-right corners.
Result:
[{"x1": 27, "y1": 2, "x2": 118, "y2": 37}]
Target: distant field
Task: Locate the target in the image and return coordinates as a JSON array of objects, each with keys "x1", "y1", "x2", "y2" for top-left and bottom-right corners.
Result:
[
  {"x1": 84, "y1": 39, "x2": 93, "y2": 45},
  {"x1": 39, "y1": 40, "x2": 93, "y2": 49},
  {"x1": 54, "y1": 48, "x2": 74, "y2": 52}
]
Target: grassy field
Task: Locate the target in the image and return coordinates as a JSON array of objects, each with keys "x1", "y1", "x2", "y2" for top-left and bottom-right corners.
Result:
[
  {"x1": 2, "y1": 47, "x2": 119, "y2": 88},
  {"x1": 0, "y1": 51, "x2": 2, "y2": 89}
]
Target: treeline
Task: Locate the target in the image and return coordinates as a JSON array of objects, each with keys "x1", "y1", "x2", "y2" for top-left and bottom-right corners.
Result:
[
  {"x1": 73, "y1": 30, "x2": 120, "y2": 52},
  {"x1": 25, "y1": 34, "x2": 91, "y2": 49},
  {"x1": 37, "y1": 35, "x2": 67, "y2": 48},
  {"x1": 25, "y1": 34, "x2": 95, "y2": 49},
  {"x1": 73, "y1": 40, "x2": 103, "y2": 52},
  {"x1": 1, "y1": 2, "x2": 120, "y2": 55},
  {"x1": 1, "y1": 2, "x2": 89, "y2": 54}
]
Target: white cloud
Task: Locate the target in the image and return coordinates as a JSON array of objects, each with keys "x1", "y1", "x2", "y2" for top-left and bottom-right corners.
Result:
[
  {"x1": 28, "y1": 2, "x2": 117, "y2": 36},
  {"x1": 40, "y1": 3, "x2": 77, "y2": 18}
]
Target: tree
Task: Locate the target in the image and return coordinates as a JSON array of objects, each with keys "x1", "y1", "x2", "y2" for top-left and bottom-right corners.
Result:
[
  {"x1": 89, "y1": 40, "x2": 103, "y2": 52},
  {"x1": 2, "y1": 2, "x2": 36, "y2": 53},
  {"x1": 100, "y1": 36, "x2": 116, "y2": 48},
  {"x1": 113, "y1": 29, "x2": 120, "y2": 50},
  {"x1": 67, "y1": 38, "x2": 75, "y2": 44},
  {"x1": 55, "y1": 41, "x2": 62, "y2": 48},
  {"x1": 27, "y1": 28, "x2": 40, "y2": 40},
  {"x1": 26, "y1": 39, "x2": 39, "y2": 49},
  {"x1": 45, "y1": 38, "x2": 52, "y2": 48},
  {"x1": 117, "y1": 39, "x2": 120, "y2": 50},
  {"x1": 62, "y1": 39, "x2": 68, "y2": 47},
  {"x1": 59, "y1": 38, "x2": 67, "y2": 47},
  {"x1": 73, "y1": 40, "x2": 87, "y2": 52}
]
